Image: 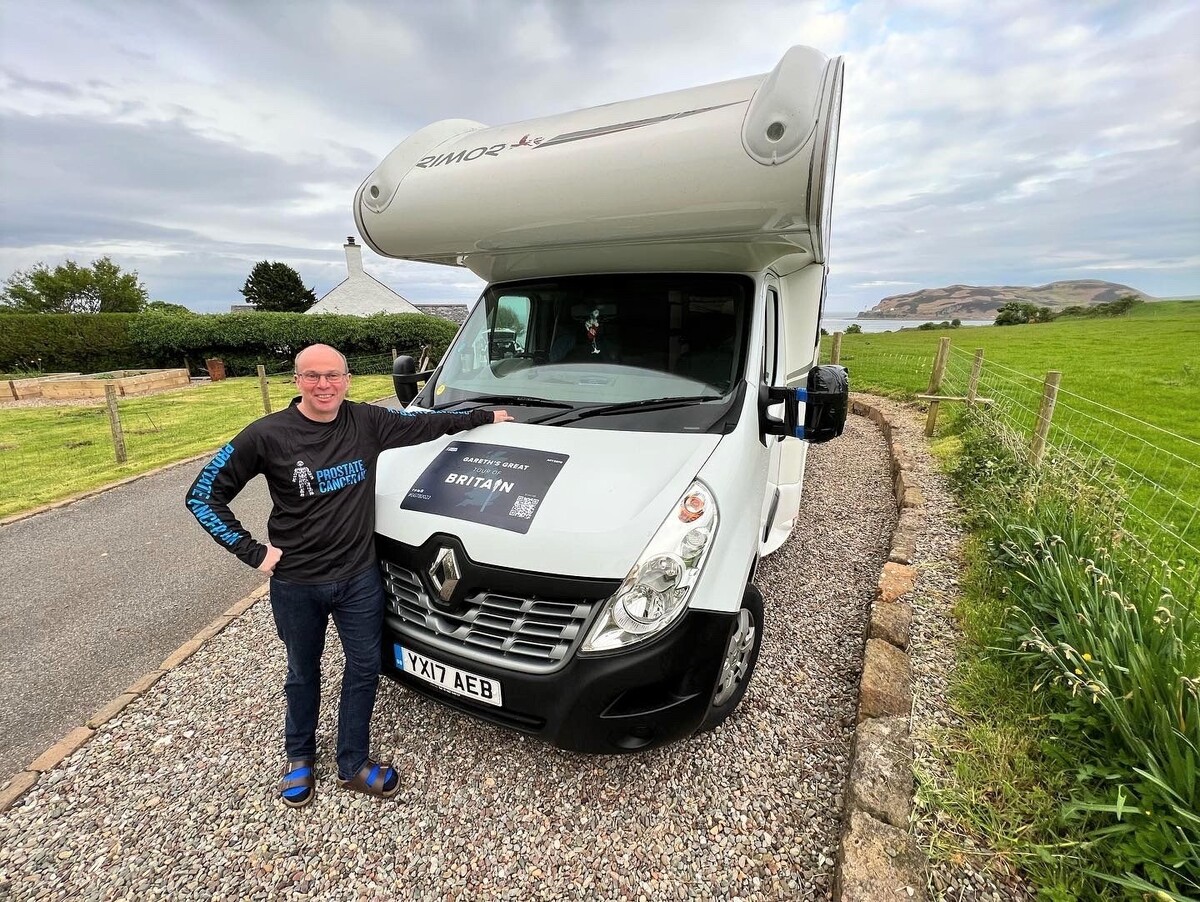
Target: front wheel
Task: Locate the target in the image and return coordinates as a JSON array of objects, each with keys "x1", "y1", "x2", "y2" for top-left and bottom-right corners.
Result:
[{"x1": 699, "y1": 585, "x2": 764, "y2": 732}]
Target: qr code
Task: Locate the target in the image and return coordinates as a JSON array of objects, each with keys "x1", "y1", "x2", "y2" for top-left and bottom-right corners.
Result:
[{"x1": 509, "y1": 495, "x2": 540, "y2": 519}]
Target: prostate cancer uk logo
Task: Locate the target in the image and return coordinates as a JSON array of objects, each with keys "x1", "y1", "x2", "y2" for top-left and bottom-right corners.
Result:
[{"x1": 400, "y1": 442, "x2": 568, "y2": 535}]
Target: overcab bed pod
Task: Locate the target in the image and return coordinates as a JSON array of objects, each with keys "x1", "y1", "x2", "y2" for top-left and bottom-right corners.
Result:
[{"x1": 355, "y1": 45, "x2": 848, "y2": 752}]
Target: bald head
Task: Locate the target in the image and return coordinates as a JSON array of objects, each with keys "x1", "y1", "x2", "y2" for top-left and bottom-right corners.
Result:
[
  {"x1": 295, "y1": 344, "x2": 347, "y2": 373},
  {"x1": 293, "y1": 344, "x2": 351, "y2": 422}
]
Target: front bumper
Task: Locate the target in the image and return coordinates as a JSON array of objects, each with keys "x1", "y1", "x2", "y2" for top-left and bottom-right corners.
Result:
[{"x1": 382, "y1": 608, "x2": 734, "y2": 753}]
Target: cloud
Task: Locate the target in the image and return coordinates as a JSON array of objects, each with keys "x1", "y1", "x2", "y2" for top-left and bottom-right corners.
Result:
[
  {"x1": 0, "y1": 0, "x2": 1196, "y2": 313},
  {"x1": 825, "y1": 0, "x2": 1199, "y2": 308}
]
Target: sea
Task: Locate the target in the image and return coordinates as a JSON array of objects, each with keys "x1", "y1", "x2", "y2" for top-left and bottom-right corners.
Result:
[{"x1": 821, "y1": 315, "x2": 993, "y2": 334}]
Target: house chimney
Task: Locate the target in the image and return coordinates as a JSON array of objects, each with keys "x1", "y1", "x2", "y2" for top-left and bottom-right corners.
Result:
[{"x1": 344, "y1": 236, "x2": 363, "y2": 278}]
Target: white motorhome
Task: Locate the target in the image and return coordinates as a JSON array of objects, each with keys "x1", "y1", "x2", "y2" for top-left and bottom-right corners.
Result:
[{"x1": 355, "y1": 45, "x2": 847, "y2": 752}]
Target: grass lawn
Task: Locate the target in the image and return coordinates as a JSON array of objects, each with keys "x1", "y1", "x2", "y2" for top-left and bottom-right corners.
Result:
[
  {"x1": 824, "y1": 300, "x2": 1200, "y2": 559},
  {"x1": 0, "y1": 374, "x2": 395, "y2": 519}
]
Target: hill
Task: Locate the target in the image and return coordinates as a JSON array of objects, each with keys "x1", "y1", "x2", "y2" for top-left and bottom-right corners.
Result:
[{"x1": 859, "y1": 279, "x2": 1153, "y2": 320}]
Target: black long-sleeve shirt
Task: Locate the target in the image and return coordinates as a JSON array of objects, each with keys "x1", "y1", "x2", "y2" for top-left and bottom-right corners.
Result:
[{"x1": 186, "y1": 398, "x2": 491, "y2": 583}]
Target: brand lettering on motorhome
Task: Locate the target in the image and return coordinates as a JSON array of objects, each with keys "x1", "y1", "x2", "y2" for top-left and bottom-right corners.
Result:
[
  {"x1": 444, "y1": 473, "x2": 516, "y2": 492},
  {"x1": 415, "y1": 144, "x2": 505, "y2": 169},
  {"x1": 414, "y1": 134, "x2": 544, "y2": 170}
]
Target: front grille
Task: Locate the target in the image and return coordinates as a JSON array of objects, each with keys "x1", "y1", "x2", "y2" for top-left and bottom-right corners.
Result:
[{"x1": 381, "y1": 561, "x2": 599, "y2": 674}]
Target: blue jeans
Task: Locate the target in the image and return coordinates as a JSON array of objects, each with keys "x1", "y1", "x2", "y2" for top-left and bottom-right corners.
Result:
[{"x1": 269, "y1": 565, "x2": 384, "y2": 780}]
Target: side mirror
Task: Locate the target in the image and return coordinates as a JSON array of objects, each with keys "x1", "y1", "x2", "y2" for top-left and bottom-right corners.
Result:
[
  {"x1": 760, "y1": 384, "x2": 800, "y2": 438},
  {"x1": 802, "y1": 364, "x2": 849, "y2": 443},
  {"x1": 392, "y1": 355, "x2": 419, "y2": 405},
  {"x1": 760, "y1": 364, "x2": 849, "y2": 444}
]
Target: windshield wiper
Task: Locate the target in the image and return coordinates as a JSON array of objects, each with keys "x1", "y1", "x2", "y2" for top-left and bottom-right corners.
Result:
[
  {"x1": 540, "y1": 395, "x2": 723, "y2": 425},
  {"x1": 432, "y1": 394, "x2": 574, "y2": 412}
]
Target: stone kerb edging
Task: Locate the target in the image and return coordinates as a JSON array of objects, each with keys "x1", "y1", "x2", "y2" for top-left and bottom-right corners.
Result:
[
  {"x1": 0, "y1": 585, "x2": 269, "y2": 814},
  {"x1": 833, "y1": 397, "x2": 929, "y2": 902}
]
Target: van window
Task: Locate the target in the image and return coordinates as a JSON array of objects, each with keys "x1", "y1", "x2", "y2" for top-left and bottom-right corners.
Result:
[{"x1": 427, "y1": 274, "x2": 753, "y2": 433}]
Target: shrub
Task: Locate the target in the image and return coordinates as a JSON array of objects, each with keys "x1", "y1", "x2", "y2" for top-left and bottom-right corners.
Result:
[
  {"x1": 0, "y1": 313, "x2": 141, "y2": 372},
  {"x1": 0, "y1": 311, "x2": 460, "y2": 375},
  {"x1": 129, "y1": 311, "x2": 458, "y2": 376},
  {"x1": 1053, "y1": 296, "x2": 1146, "y2": 320}
]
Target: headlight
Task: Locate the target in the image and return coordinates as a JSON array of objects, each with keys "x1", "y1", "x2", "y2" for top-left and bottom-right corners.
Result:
[{"x1": 581, "y1": 480, "x2": 718, "y2": 653}]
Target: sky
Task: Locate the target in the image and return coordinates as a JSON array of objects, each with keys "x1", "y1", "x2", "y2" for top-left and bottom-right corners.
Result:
[{"x1": 0, "y1": 1, "x2": 1197, "y2": 315}]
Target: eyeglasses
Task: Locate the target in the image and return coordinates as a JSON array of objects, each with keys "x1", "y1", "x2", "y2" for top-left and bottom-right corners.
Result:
[{"x1": 295, "y1": 371, "x2": 349, "y2": 385}]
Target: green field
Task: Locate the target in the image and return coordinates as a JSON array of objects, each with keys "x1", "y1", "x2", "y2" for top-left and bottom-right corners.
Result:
[
  {"x1": 0, "y1": 374, "x2": 395, "y2": 518},
  {"x1": 823, "y1": 300, "x2": 1200, "y2": 560}
]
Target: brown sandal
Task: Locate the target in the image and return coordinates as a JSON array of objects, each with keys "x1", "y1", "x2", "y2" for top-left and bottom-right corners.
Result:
[
  {"x1": 278, "y1": 757, "x2": 316, "y2": 808},
  {"x1": 338, "y1": 760, "x2": 400, "y2": 799}
]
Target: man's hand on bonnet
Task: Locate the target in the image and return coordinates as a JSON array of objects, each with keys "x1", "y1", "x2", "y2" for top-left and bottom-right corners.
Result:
[{"x1": 492, "y1": 410, "x2": 514, "y2": 423}]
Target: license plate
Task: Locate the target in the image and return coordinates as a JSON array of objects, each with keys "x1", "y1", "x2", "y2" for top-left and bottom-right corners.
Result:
[{"x1": 395, "y1": 645, "x2": 503, "y2": 707}]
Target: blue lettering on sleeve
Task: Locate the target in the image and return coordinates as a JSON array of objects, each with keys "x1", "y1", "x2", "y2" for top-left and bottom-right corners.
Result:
[{"x1": 188, "y1": 445, "x2": 240, "y2": 543}]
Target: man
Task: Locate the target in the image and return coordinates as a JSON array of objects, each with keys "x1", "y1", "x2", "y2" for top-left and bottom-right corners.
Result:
[{"x1": 186, "y1": 344, "x2": 511, "y2": 806}]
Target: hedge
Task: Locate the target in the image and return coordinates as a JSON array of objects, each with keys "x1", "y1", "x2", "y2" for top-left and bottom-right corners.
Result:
[
  {"x1": 0, "y1": 311, "x2": 460, "y2": 376},
  {"x1": 131, "y1": 312, "x2": 459, "y2": 376},
  {"x1": 0, "y1": 313, "x2": 141, "y2": 373}
]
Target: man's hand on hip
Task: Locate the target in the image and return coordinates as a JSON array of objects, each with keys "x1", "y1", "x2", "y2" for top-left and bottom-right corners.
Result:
[{"x1": 257, "y1": 543, "x2": 283, "y2": 574}]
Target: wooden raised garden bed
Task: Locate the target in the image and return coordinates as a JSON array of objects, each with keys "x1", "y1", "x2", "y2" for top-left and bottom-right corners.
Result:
[{"x1": 6, "y1": 369, "x2": 190, "y2": 401}]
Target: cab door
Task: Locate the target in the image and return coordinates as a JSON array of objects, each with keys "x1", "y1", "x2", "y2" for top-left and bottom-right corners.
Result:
[
  {"x1": 760, "y1": 265, "x2": 824, "y2": 555},
  {"x1": 760, "y1": 275, "x2": 799, "y2": 555}
]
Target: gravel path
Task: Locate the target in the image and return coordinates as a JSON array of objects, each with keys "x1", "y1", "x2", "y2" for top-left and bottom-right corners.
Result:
[{"x1": 0, "y1": 415, "x2": 895, "y2": 902}]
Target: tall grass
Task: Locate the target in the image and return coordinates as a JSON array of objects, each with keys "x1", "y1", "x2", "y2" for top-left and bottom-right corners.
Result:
[{"x1": 939, "y1": 409, "x2": 1199, "y2": 899}]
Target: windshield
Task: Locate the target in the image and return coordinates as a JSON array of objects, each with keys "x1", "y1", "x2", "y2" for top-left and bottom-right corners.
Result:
[{"x1": 418, "y1": 274, "x2": 752, "y2": 431}]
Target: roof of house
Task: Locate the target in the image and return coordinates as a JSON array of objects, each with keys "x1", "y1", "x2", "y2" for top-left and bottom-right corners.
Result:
[
  {"x1": 306, "y1": 238, "x2": 421, "y2": 316},
  {"x1": 411, "y1": 303, "x2": 472, "y2": 325}
]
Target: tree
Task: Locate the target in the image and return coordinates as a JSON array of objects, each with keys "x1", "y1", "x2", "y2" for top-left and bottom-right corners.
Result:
[
  {"x1": 1, "y1": 257, "x2": 147, "y2": 313},
  {"x1": 994, "y1": 302, "x2": 1054, "y2": 326},
  {"x1": 240, "y1": 261, "x2": 317, "y2": 312},
  {"x1": 144, "y1": 300, "x2": 195, "y2": 314}
]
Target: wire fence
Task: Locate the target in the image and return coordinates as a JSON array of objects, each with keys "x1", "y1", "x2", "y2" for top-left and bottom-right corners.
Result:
[{"x1": 929, "y1": 342, "x2": 1199, "y2": 594}]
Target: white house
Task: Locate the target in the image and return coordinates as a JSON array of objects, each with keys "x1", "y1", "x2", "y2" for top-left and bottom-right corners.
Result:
[{"x1": 306, "y1": 237, "x2": 421, "y2": 316}]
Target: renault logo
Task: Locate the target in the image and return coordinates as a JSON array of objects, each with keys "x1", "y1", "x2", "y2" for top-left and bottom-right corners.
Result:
[{"x1": 428, "y1": 547, "x2": 461, "y2": 604}]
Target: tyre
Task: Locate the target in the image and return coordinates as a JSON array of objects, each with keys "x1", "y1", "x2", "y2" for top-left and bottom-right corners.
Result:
[{"x1": 699, "y1": 584, "x2": 764, "y2": 732}]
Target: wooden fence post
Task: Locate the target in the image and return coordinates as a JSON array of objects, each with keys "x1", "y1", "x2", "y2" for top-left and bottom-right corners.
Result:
[
  {"x1": 391, "y1": 347, "x2": 398, "y2": 362},
  {"x1": 418, "y1": 345, "x2": 430, "y2": 372},
  {"x1": 257, "y1": 365, "x2": 272, "y2": 415},
  {"x1": 104, "y1": 384, "x2": 127, "y2": 464},
  {"x1": 924, "y1": 337, "x2": 952, "y2": 437},
  {"x1": 830, "y1": 331, "x2": 843, "y2": 365},
  {"x1": 967, "y1": 348, "x2": 984, "y2": 406},
  {"x1": 1030, "y1": 370, "x2": 1062, "y2": 466}
]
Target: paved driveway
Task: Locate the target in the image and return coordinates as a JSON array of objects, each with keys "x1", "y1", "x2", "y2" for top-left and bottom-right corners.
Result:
[
  {"x1": 0, "y1": 397, "x2": 411, "y2": 783},
  {"x1": 0, "y1": 461, "x2": 271, "y2": 782}
]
